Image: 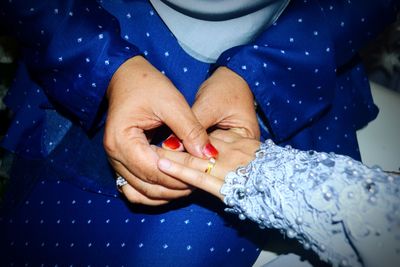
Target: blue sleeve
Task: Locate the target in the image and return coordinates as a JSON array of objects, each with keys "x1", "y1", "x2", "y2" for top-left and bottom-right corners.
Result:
[
  {"x1": 0, "y1": 0, "x2": 141, "y2": 132},
  {"x1": 215, "y1": 0, "x2": 398, "y2": 142}
]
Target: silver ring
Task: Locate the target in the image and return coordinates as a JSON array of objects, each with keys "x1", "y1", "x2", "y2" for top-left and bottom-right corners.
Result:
[{"x1": 116, "y1": 175, "x2": 128, "y2": 188}]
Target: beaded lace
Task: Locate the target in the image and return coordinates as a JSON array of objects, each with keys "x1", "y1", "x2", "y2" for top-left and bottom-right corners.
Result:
[{"x1": 221, "y1": 140, "x2": 400, "y2": 267}]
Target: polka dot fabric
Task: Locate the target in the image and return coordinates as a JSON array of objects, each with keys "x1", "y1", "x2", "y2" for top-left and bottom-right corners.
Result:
[
  {"x1": 0, "y1": 180, "x2": 264, "y2": 266},
  {"x1": 0, "y1": 0, "x2": 398, "y2": 266},
  {"x1": 216, "y1": 0, "x2": 398, "y2": 159}
]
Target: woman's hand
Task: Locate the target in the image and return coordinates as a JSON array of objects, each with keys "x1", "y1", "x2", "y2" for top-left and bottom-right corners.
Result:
[
  {"x1": 156, "y1": 129, "x2": 261, "y2": 200},
  {"x1": 104, "y1": 56, "x2": 217, "y2": 205},
  {"x1": 192, "y1": 67, "x2": 260, "y2": 139}
]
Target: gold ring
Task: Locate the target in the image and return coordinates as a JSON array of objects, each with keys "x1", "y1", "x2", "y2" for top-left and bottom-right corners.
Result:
[{"x1": 205, "y1": 157, "x2": 216, "y2": 174}]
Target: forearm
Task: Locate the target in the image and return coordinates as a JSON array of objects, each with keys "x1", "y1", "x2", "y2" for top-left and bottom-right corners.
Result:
[{"x1": 222, "y1": 140, "x2": 400, "y2": 267}]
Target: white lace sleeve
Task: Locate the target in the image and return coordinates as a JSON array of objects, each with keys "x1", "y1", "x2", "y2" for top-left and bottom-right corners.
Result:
[{"x1": 221, "y1": 140, "x2": 400, "y2": 267}]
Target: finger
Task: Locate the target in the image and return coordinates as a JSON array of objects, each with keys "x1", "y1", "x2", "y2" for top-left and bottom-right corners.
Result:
[
  {"x1": 112, "y1": 159, "x2": 192, "y2": 200},
  {"x1": 121, "y1": 183, "x2": 170, "y2": 206},
  {"x1": 191, "y1": 96, "x2": 220, "y2": 131},
  {"x1": 121, "y1": 127, "x2": 191, "y2": 190},
  {"x1": 162, "y1": 134, "x2": 184, "y2": 151},
  {"x1": 154, "y1": 146, "x2": 209, "y2": 172},
  {"x1": 155, "y1": 142, "x2": 228, "y2": 179},
  {"x1": 158, "y1": 158, "x2": 223, "y2": 200},
  {"x1": 156, "y1": 92, "x2": 218, "y2": 159}
]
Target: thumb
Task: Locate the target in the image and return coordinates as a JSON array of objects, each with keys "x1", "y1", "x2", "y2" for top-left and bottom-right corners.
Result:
[
  {"x1": 158, "y1": 95, "x2": 218, "y2": 159},
  {"x1": 191, "y1": 96, "x2": 220, "y2": 131}
]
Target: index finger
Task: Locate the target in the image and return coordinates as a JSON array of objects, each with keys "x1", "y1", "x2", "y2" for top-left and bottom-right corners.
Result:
[
  {"x1": 158, "y1": 158, "x2": 224, "y2": 201},
  {"x1": 156, "y1": 90, "x2": 218, "y2": 159},
  {"x1": 121, "y1": 128, "x2": 191, "y2": 190}
]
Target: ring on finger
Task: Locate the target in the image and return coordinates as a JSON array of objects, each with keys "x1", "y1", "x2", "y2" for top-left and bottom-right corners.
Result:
[
  {"x1": 204, "y1": 157, "x2": 216, "y2": 175},
  {"x1": 116, "y1": 175, "x2": 128, "y2": 189}
]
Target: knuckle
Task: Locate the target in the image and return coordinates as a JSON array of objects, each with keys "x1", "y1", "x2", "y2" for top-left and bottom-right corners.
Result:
[
  {"x1": 103, "y1": 133, "x2": 117, "y2": 155},
  {"x1": 182, "y1": 154, "x2": 194, "y2": 168},
  {"x1": 143, "y1": 167, "x2": 162, "y2": 186},
  {"x1": 183, "y1": 123, "x2": 205, "y2": 144}
]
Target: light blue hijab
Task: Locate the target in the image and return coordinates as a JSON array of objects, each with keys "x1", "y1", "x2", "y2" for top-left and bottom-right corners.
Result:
[{"x1": 150, "y1": 0, "x2": 290, "y2": 63}]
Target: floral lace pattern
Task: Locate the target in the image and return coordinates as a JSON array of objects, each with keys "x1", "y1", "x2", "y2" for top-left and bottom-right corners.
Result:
[{"x1": 221, "y1": 140, "x2": 400, "y2": 267}]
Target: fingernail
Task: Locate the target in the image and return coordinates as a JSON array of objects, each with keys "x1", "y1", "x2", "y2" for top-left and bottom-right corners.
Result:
[
  {"x1": 158, "y1": 158, "x2": 171, "y2": 170},
  {"x1": 202, "y1": 143, "x2": 219, "y2": 158},
  {"x1": 163, "y1": 135, "x2": 182, "y2": 150}
]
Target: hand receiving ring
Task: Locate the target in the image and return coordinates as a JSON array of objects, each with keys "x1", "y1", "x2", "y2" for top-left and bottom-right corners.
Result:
[{"x1": 204, "y1": 157, "x2": 216, "y2": 174}]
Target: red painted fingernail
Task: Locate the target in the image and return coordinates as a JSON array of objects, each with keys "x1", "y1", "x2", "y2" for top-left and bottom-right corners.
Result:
[
  {"x1": 163, "y1": 135, "x2": 181, "y2": 150},
  {"x1": 202, "y1": 143, "x2": 219, "y2": 158}
]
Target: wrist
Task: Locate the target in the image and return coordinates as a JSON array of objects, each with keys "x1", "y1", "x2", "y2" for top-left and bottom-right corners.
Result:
[{"x1": 107, "y1": 55, "x2": 146, "y2": 99}]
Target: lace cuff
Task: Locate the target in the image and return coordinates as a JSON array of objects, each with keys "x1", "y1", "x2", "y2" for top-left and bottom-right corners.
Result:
[{"x1": 221, "y1": 140, "x2": 399, "y2": 267}]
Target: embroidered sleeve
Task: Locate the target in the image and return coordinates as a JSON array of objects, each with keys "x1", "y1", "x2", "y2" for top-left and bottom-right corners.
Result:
[{"x1": 221, "y1": 140, "x2": 400, "y2": 267}]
